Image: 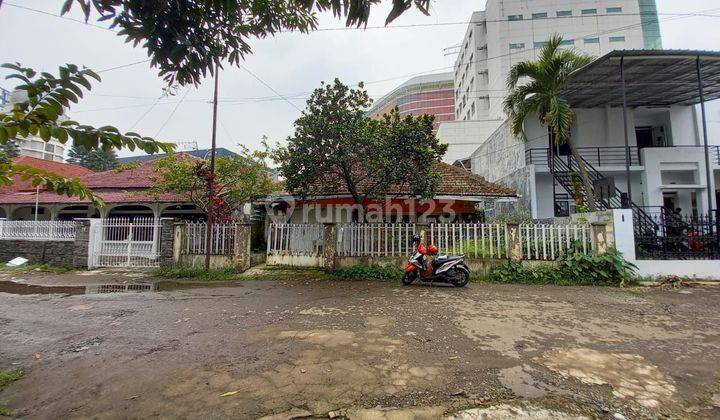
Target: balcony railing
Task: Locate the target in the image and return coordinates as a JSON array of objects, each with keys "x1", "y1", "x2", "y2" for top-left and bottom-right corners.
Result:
[{"x1": 525, "y1": 145, "x2": 720, "y2": 167}]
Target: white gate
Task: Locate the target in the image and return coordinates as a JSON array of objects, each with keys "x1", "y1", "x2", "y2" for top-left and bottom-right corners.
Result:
[
  {"x1": 88, "y1": 218, "x2": 162, "y2": 268},
  {"x1": 266, "y1": 223, "x2": 325, "y2": 267}
]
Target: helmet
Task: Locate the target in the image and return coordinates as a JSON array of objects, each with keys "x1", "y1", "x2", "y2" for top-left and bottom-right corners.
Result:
[
  {"x1": 427, "y1": 244, "x2": 439, "y2": 255},
  {"x1": 412, "y1": 234, "x2": 421, "y2": 243}
]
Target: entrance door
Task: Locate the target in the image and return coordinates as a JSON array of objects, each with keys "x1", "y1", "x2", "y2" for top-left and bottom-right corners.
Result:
[{"x1": 636, "y1": 127, "x2": 654, "y2": 149}]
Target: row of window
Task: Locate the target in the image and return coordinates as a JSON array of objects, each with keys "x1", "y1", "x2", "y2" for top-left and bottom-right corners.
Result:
[
  {"x1": 508, "y1": 7, "x2": 622, "y2": 21},
  {"x1": 509, "y1": 36, "x2": 626, "y2": 50}
]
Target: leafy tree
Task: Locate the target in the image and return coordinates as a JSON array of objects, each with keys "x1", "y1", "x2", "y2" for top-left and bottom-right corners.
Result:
[
  {"x1": 0, "y1": 140, "x2": 19, "y2": 164},
  {"x1": 151, "y1": 149, "x2": 276, "y2": 221},
  {"x1": 274, "y1": 79, "x2": 447, "y2": 219},
  {"x1": 67, "y1": 144, "x2": 118, "y2": 171},
  {"x1": 62, "y1": 0, "x2": 431, "y2": 86},
  {"x1": 503, "y1": 35, "x2": 596, "y2": 212},
  {"x1": 0, "y1": 63, "x2": 173, "y2": 205}
]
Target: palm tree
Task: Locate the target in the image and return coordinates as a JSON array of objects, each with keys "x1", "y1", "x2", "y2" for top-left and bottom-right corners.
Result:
[{"x1": 503, "y1": 35, "x2": 596, "y2": 212}]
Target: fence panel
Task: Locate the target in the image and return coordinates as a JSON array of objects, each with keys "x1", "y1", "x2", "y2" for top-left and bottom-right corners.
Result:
[
  {"x1": 429, "y1": 223, "x2": 508, "y2": 259},
  {"x1": 518, "y1": 222, "x2": 593, "y2": 260},
  {"x1": 184, "y1": 222, "x2": 237, "y2": 255},
  {"x1": 267, "y1": 224, "x2": 324, "y2": 255},
  {"x1": 0, "y1": 220, "x2": 75, "y2": 240},
  {"x1": 90, "y1": 217, "x2": 161, "y2": 268},
  {"x1": 337, "y1": 223, "x2": 417, "y2": 256}
]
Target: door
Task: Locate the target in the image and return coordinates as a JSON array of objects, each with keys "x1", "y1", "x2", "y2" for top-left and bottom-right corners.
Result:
[{"x1": 635, "y1": 127, "x2": 653, "y2": 149}]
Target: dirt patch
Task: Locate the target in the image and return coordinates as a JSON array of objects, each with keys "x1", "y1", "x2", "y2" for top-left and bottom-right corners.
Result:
[
  {"x1": 450, "y1": 403, "x2": 589, "y2": 419},
  {"x1": 541, "y1": 347, "x2": 676, "y2": 408}
]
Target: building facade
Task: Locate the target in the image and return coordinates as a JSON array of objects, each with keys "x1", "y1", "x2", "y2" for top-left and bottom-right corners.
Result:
[
  {"x1": 440, "y1": 0, "x2": 662, "y2": 163},
  {"x1": 1, "y1": 90, "x2": 67, "y2": 162},
  {"x1": 367, "y1": 72, "x2": 455, "y2": 131}
]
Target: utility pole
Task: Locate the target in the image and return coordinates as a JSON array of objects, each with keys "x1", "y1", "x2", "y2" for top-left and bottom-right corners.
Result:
[{"x1": 205, "y1": 63, "x2": 219, "y2": 270}]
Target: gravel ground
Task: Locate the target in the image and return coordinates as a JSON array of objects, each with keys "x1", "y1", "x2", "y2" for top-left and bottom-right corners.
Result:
[{"x1": 1, "y1": 268, "x2": 719, "y2": 419}]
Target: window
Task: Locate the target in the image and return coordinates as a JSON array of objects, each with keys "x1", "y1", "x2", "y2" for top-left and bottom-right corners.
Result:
[
  {"x1": 581, "y1": 8, "x2": 597, "y2": 15},
  {"x1": 509, "y1": 43, "x2": 525, "y2": 50},
  {"x1": 607, "y1": 7, "x2": 623, "y2": 13},
  {"x1": 584, "y1": 37, "x2": 600, "y2": 44},
  {"x1": 560, "y1": 40, "x2": 575, "y2": 46},
  {"x1": 508, "y1": 14, "x2": 523, "y2": 21},
  {"x1": 556, "y1": 10, "x2": 572, "y2": 17},
  {"x1": 532, "y1": 12, "x2": 548, "y2": 19},
  {"x1": 610, "y1": 36, "x2": 626, "y2": 42},
  {"x1": 533, "y1": 41, "x2": 548, "y2": 49}
]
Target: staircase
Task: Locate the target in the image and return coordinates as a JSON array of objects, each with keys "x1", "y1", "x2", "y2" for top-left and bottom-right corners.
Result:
[{"x1": 551, "y1": 154, "x2": 658, "y2": 236}]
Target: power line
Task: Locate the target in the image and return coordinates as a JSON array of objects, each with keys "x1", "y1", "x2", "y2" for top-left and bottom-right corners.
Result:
[
  {"x1": 240, "y1": 65, "x2": 302, "y2": 112},
  {"x1": 3, "y1": 2, "x2": 118, "y2": 32},
  {"x1": 154, "y1": 88, "x2": 190, "y2": 138},
  {"x1": 97, "y1": 59, "x2": 152, "y2": 73}
]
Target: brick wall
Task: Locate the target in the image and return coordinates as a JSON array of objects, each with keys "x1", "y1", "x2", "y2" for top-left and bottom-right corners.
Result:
[{"x1": 0, "y1": 239, "x2": 76, "y2": 267}]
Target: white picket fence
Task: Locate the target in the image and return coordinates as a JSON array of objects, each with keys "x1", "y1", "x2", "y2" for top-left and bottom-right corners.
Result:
[
  {"x1": 429, "y1": 223, "x2": 507, "y2": 259},
  {"x1": 88, "y1": 217, "x2": 162, "y2": 268},
  {"x1": 267, "y1": 223, "x2": 324, "y2": 255},
  {"x1": 519, "y1": 223, "x2": 593, "y2": 260},
  {"x1": 337, "y1": 223, "x2": 417, "y2": 256},
  {"x1": 0, "y1": 220, "x2": 76, "y2": 240},
  {"x1": 184, "y1": 222, "x2": 237, "y2": 255}
]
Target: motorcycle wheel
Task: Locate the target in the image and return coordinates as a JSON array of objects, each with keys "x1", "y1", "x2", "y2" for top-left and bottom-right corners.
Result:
[
  {"x1": 402, "y1": 271, "x2": 417, "y2": 286},
  {"x1": 451, "y1": 269, "x2": 470, "y2": 287}
]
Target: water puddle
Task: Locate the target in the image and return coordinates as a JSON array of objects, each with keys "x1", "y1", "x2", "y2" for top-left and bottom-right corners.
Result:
[{"x1": 0, "y1": 280, "x2": 244, "y2": 295}]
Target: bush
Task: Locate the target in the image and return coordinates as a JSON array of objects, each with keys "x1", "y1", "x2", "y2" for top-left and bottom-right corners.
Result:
[
  {"x1": 335, "y1": 264, "x2": 404, "y2": 280},
  {"x1": 486, "y1": 249, "x2": 637, "y2": 287},
  {"x1": 151, "y1": 266, "x2": 240, "y2": 281}
]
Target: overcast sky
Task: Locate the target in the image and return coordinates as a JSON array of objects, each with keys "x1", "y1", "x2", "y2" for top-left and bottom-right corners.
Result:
[{"x1": 1, "y1": 0, "x2": 719, "y2": 158}]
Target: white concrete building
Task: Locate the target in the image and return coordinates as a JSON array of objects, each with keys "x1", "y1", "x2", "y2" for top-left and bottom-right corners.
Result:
[
  {"x1": 1, "y1": 90, "x2": 67, "y2": 162},
  {"x1": 439, "y1": 0, "x2": 662, "y2": 163}
]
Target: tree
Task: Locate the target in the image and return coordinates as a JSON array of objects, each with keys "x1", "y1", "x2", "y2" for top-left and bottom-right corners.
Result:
[
  {"x1": 0, "y1": 139, "x2": 19, "y2": 164},
  {"x1": 67, "y1": 144, "x2": 118, "y2": 171},
  {"x1": 0, "y1": 63, "x2": 173, "y2": 205},
  {"x1": 274, "y1": 79, "x2": 447, "y2": 220},
  {"x1": 62, "y1": 0, "x2": 431, "y2": 86},
  {"x1": 151, "y1": 149, "x2": 276, "y2": 222},
  {"x1": 503, "y1": 35, "x2": 596, "y2": 212}
]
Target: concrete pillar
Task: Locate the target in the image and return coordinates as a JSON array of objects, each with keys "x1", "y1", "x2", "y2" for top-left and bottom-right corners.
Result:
[
  {"x1": 172, "y1": 221, "x2": 186, "y2": 265},
  {"x1": 234, "y1": 223, "x2": 252, "y2": 271},
  {"x1": 592, "y1": 222, "x2": 608, "y2": 254},
  {"x1": 323, "y1": 223, "x2": 337, "y2": 273},
  {"x1": 49, "y1": 206, "x2": 60, "y2": 221},
  {"x1": 506, "y1": 222, "x2": 522, "y2": 261},
  {"x1": 416, "y1": 222, "x2": 429, "y2": 246},
  {"x1": 159, "y1": 218, "x2": 175, "y2": 267},
  {"x1": 72, "y1": 219, "x2": 92, "y2": 269}
]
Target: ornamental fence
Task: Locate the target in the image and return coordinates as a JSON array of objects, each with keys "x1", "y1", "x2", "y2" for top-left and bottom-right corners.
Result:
[
  {"x1": 337, "y1": 223, "x2": 417, "y2": 257},
  {"x1": 184, "y1": 222, "x2": 238, "y2": 255},
  {"x1": 0, "y1": 219, "x2": 76, "y2": 241}
]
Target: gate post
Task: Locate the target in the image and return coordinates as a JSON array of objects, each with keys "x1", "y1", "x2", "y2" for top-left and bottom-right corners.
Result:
[
  {"x1": 416, "y1": 222, "x2": 429, "y2": 246},
  {"x1": 73, "y1": 218, "x2": 92, "y2": 269},
  {"x1": 323, "y1": 223, "x2": 337, "y2": 273},
  {"x1": 507, "y1": 222, "x2": 522, "y2": 261},
  {"x1": 234, "y1": 222, "x2": 252, "y2": 271},
  {"x1": 159, "y1": 218, "x2": 176, "y2": 267}
]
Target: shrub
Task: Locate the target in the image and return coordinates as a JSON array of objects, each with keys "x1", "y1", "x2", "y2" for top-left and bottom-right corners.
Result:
[
  {"x1": 335, "y1": 264, "x2": 404, "y2": 280},
  {"x1": 487, "y1": 249, "x2": 637, "y2": 287}
]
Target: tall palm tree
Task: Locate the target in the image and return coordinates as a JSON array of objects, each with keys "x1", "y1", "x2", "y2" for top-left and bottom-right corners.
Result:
[{"x1": 503, "y1": 35, "x2": 596, "y2": 212}]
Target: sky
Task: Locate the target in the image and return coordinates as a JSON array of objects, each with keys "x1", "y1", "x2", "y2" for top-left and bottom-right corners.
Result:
[{"x1": 1, "y1": 0, "x2": 720, "y2": 158}]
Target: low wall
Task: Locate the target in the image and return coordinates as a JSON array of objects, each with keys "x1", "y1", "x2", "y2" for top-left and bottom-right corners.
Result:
[
  {"x1": 0, "y1": 239, "x2": 76, "y2": 267},
  {"x1": 178, "y1": 254, "x2": 245, "y2": 270},
  {"x1": 634, "y1": 260, "x2": 720, "y2": 279},
  {"x1": 332, "y1": 255, "x2": 552, "y2": 276},
  {"x1": 267, "y1": 253, "x2": 325, "y2": 268}
]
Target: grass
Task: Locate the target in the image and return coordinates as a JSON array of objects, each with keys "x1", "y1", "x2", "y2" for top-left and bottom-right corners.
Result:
[
  {"x1": 0, "y1": 263, "x2": 72, "y2": 275},
  {"x1": 334, "y1": 264, "x2": 404, "y2": 281},
  {"x1": 0, "y1": 369, "x2": 23, "y2": 417}
]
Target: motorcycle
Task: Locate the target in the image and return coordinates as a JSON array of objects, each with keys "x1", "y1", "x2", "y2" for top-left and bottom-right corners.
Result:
[{"x1": 402, "y1": 234, "x2": 470, "y2": 287}]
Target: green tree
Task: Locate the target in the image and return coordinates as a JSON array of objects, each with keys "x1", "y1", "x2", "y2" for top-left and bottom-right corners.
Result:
[
  {"x1": 62, "y1": 0, "x2": 431, "y2": 86},
  {"x1": 67, "y1": 144, "x2": 118, "y2": 171},
  {"x1": 151, "y1": 148, "x2": 276, "y2": 221},
  {"x1": 503, "y1": 35, "x2": 596, "y2": 212},
  {"x1": 274, "y1": 79, "x2": 447, "y2": 219},
  {"x1": 0, "y1": 64, "x2": 172, "y2": 205},
  {"x1": 0, "y1": 140, "x2": 19, "y2": 164}
]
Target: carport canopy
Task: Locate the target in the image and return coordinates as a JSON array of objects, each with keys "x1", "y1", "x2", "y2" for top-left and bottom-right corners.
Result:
[{"x1": 556, "y1": 50, "x2": 720, "y2": 108}]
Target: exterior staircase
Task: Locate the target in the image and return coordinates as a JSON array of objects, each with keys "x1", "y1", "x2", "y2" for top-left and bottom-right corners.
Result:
[{"x1": 551, "y1": 154, "x2": 658, "y2": 236}]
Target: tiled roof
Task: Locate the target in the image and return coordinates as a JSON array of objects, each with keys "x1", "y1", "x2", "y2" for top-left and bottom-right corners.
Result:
[
  {"x1": 2, "y1": 156, "x2": 94, "y2": 193},
  {"x1": 116, "y1": 147, "x2": 238, "y2": 164},
  {"x1": 0, "y1": 189, "x2": 184, "y2": 205},
  {"x1": 302, "y1": 161, "x2": 516, "y2": 198},
  {"x1": 81, "y1": 159, "x2": 160, "y2": 188}
]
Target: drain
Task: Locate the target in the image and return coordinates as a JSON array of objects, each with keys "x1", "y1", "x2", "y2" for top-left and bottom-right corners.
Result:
[{"x1": 85, "y1": 284, "x2": 154, "y2": 294}]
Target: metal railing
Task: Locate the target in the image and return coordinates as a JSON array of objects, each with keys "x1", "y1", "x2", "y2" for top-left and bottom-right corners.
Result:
[
  {"x1": 636, "y1": 211, "x2": 719, "y2": 260},
  {"x1": 337, "y1": 223, "x2": 417, "y2": 257},
  {"x1": 526, "y1": 145, "x2": 720, "y2": 167},
  {"x1": 267, "y1": 224, "x2": 324, "y2": 256},
  {"x1": 184, "y1": 222, "x2": 237, "y2": 255},
  {"x1": 0, "y1": 220, "x2": 76, "y2": 240}
]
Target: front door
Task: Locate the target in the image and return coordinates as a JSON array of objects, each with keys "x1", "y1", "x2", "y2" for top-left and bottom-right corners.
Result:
[{"x1": 636, "y1": 127, "x2": 653, "y2": 149}]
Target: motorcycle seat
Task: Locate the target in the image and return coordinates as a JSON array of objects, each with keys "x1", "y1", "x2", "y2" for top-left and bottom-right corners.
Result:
[{"x1": 435, "y1": 255, "x2": 463, "y2": 264}]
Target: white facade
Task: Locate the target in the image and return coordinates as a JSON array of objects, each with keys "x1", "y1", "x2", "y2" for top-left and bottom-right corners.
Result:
[
  {"x1": 441, "y1": 0, "x2": 661, "y2": 162},
  {"x1": 16, "y1": 137, "x2": 66, "y2": 162}
]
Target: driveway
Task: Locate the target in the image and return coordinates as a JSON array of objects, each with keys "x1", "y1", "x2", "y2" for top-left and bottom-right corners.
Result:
[{"x1": 1, "y1": 269, "x2": 719, "y2": 419}]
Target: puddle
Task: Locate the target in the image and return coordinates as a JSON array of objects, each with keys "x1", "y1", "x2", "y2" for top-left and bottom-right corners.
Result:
[{"x1": 0, "y1": 279, "x2": 245, "y2": 295}]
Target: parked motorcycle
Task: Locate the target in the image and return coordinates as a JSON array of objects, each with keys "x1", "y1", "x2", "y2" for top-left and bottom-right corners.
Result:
[{"x1": 402, "y1": 234, "x2": 470, "y2": 287}]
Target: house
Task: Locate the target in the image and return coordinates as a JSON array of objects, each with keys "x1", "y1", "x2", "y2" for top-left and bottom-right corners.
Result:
[
  {"x1": 0, "y1": 157, "x2": 205, "y2": 220},
  {"x1": 271, "y1": 161, "x2": 517, "y2": 223},
  {"x1": 468, "y1": 50, "x2": 720, "y2": 222}
]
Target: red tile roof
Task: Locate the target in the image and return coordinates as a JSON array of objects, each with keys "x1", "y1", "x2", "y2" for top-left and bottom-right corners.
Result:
[
  {"x1": 301, "y1": 161, "x2": 516, "y2": 198},
  {"x1": 81, "y1": 159, "x2": 158, "y2": 188},
  {"x1": 2, "y1": 156, "x2": 94, "y2": 193}
]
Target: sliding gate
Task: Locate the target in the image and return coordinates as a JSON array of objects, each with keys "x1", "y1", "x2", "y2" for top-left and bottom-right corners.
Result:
[{"x1": 88, "y1": 218, "x2": 162, "y2": 268}]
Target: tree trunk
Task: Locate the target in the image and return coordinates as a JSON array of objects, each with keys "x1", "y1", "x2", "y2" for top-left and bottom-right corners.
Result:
[{"x1": 566, "y1": 139, "x2": 597, "y2": 212}]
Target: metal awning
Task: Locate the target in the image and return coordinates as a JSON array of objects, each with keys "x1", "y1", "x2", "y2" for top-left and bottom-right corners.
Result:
[{"x1": 557, "y1": 50, "x2": 720, "y2": 108}]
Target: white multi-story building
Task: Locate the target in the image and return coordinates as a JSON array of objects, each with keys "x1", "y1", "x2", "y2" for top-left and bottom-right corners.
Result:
[
  {"x1": 1, "y1": 90, "x2": 67, "y2": 162},
  {"x1": 440, "y1": 0, "x2": 662, "y2": 163}
]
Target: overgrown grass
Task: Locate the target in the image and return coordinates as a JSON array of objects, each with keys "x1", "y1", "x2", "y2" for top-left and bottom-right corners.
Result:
[
  {"x1": 0, "y1": 263, "x2": 72, "y2": 274},
  {"x1": 0, "y1": 369, "x2": 23, "y2": 388},
  {"x1": 150, "y1": 266, "x2": 241, "y2": 281},
  {"x1": 334, "y1": 264, "x2": 404, "y2": 281}
]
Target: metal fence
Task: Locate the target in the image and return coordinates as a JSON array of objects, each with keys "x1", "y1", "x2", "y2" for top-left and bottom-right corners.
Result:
[
  {"x1": 0, "y1": 220, "x2": 76, "y2": 240},
  {"x1": 429, "y1": 223, "x2": 507, "y2": 259},
  {"x1": 267, "y1": 223, "x2": 325, "y2": 255},
  {"x1": 184, "y1": 222, "x2": 237, "y2": 255},
  {"x1": 636, "y1": 212, "x2": 719, "y2": 260},
  {"x1": 337, "y1": 223, "x2": 417, "y2": 256},
  {"x1": 89, "y1": 217, "x2": 161, "y2": 268},
  {"x1": 519, "y1": 223, "x2": 593, "y2": 260}
]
